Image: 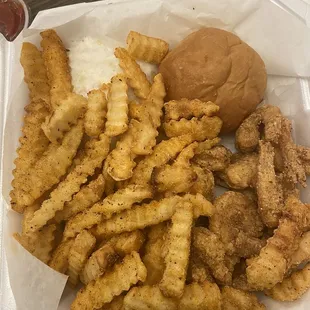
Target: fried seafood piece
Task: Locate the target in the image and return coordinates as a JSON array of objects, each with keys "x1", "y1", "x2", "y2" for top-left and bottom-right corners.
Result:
[
  {"x1": 49, "y1": 239, "x2": 74, "y2": 273},
  {"x1": 257, "y1": 141, "x2": 284, "y2": 228},
  {"x1": 232, "y1": 260, "x2": 255, "y2": 291},
  {"x1": 64, "y1": 185, "x2": 152, "y2": 239},
  {"x1": 71, "y1": 252, "x2": 147, "y2": 310},
  {"x1": 221, "y1": 286, "x2": 265, "y2": 310},
  {"x1": 40, "y1": 29, "x2": 72, "y2": 109},
  {"x1": 12, "y1": 121, "x2": 83, "y2": 208},
  {"x1": 190, "y1": 165, "x2": 214, "y2": 200},
  {"x1": 129, "y1": 134, "x2": 194, "y2": 185},
  {"x1": 217, "y1": 153, "x2": 258, "y2": 190},
  {"x1": 105, "y1": 74, "x2": 129, "y2": 137},
  {"x1": 159, "y1": 202, "x2": 193, "y2": 298},
  {"x1": 188, "y1": 252, "x2": 215, "y2": 283},
  {"x1": 67, "y1": 230, "x2": 96, "y2": 286},
  {"x1": 235, "y1": 104, "x2": 282, "y2": 153},
  {"x1": 42, "y1": 92, "x2": 87, "y2": 143},
  {"x1": 209, "y1": 192, "x2": 264, "y2": 256},
  {"x1": 10, "y1": 100, "x2": 50, "y2": 213},
  {"x1": 101, "y1": 295, "x2": 124, "y2": 310},
  {"x1": 94, "y1": 194, "x2": 214, "y2": 238},
  {"x1": 85, "y1": 88, "x2": 107, "y2": 137},
  {"x1": 279, "y1": 118, "x2": 306, "y2": 187},
  {"x1": 265, "y1": 263, "x2": 310, "y2": 301},
  {"x1": 126, "y1": 31, "x2": 169, "y2": 64},
  {"x1": 246, "y1": 195, "x2": 310, "y2": 290},
  {"x1": 143, "y1": 223, "x2": 168, "y2": 285},
  {"x1": 297, "y1": 145, "x2": 310, "y2": 174},
  {"x1": 114, "y1": 47, "x2": 151, "y2": 99},
  {"x1": 152, "y1": 142, "x2": 198, "y2": 194},
  {"x1": 289, "y1": 231, "x2": 310, "y2": 269},
  {"x1": 20, "y1": 42, "x2": 50, "y2": 108}
]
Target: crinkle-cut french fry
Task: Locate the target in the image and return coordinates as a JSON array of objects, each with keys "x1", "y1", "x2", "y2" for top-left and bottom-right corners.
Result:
[
  {"x1": 159, "y1": 202, "x2": 193, "y2": 298},
  {"x1": 27, "y1": 134, "x2": 110, "y2": 233},
  {"x1": 164, "y1": 116, "x2": 223, "y2": 141},
  {"x1": 105, "y1": 74, "x2": 129, "y2": 137},
  {"x1": 67, "y1": 230, "x2": 96, "y2": 286},
  {"x1": 289, "y1": 231, "x2": 310, "y2": 269},
  {"x1": 71, "y1": 252, "x2": 147, "y2": 310},
  {"x1": 221, "y1": 286, "x2": 265, "y2": 310},
  {"x1": 94, "y1": 194, "x2": 214, "y2": 238},
  {"x1": 143, "y1": 223, "x2": 168, "y2": 285},
  {"x1": 11, "y1": 100, "x2": 50, "y2": 213},
  {"x1": 129, "y1": 134, "x2": 194, "y2": 185},
  {"x1": 12, "y1": 120, "x2": 84, "y2": 208},
  {"x1": 103, "y1": 158, "x2": 115, "y2": 195},
  {"x1": 114, "y1": 47, "x2": 151, "y2": 99},
  {"x1": 40, "y1": 29, "x2": 72, "y2": 109},
  {"x1": 63, "y1": 185, "x2": 152, "y2": 240},
  {"x1": 164, "y1": 99, "x2": 219, "y2": 122},
  {"x1": 126, "y1": 31, "x2": 169, "y2": 64},
  {"x1": 101, "y1": 295, "x2": 124, "y2": 310},
  {"x1": 42, "y1": 93, "x2": 87, "y2": 143},
  {"x1": 85, "y1": 89, "x2": 107, "y2": 137},
  {"x1": 257, "y1": 141, "x2": 284, "y2": 228},
  {"x1": 20, "y1": 42, "x2": 51, "y2": 109},
  {"x1": 49, "y1": 239, "x2": 74, "y2": 273},
  {"x1": 55, "y1": 174, "x2": 105, "y2": 223},
  {"x1": 265, "y1": 263, "x2": 310, "y2": 301},
  {"x1": 190, "y1": 165, "x2": 214, "y2": 201}
]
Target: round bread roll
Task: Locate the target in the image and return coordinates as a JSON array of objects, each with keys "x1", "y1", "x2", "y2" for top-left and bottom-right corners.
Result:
[{"x1": 159, "y1": 28, "x2": 267, "y2": 133}]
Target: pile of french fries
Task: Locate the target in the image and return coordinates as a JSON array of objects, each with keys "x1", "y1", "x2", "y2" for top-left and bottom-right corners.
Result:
[{"x1": 11, "y1": 28, "x2": 310, "y2": 310}]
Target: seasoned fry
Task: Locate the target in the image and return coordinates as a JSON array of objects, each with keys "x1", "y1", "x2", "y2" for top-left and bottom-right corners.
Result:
[
  {"x1": 85, "y1": 89, "x2": 107, "y2": 137},
  {"x1": 114, "y1": 47, "x2": 151, "y2": 99},
  {"x1": 221, "y1": 286, "x2": 265, "y2": 310},
  {"x1": 64, "y1": 185, "x2": 152, "y2": 239},
  {"x1": 42, "y1": 93, "x2": 87, "y2": 143},
  {"x1": 265, "y1": 263, "x2": 310, "y2": 301},
  {"x1": 290, "y1": 231, "x2": 310, "y2": 269},
  {"x1": 10, "y1": 100, "x2": 50, "y2": 213},
  {"x1": 126, "y1": 31, "x2": 169, "y2": 64},
  {"x1": 103, "y1": 158, "x2": 115, "y2": 195},
  {"x1": 40, "y1": 29, "x2": 72, "y2": 109},
  {"x1": 67, "y1": 230, "x2": 96, "y2": 286},
  {"x1": 160, "y1": 202, "x2": 193, "y2": 298},
  {"x1": 27, "y1": 134, "x2": 110, "y2": 232},
  {"x1": 143, "y1": 223, "x2": 168, "y2": 285},
  {"x1": 105, "y1": 74, "x2": 129, "y2": 136},
  {"x1": 12, "y1": 120, "x2": 84, "y2": 208},
  {"x1": 20, "y1": 42, "x2": 50, "y2": 108},
  {"x1": 71, "y1": 252, "x2": 147, "y2": 310},
  {"x1": 164, "y1": 115, "x2": 222, "y2": 141},
  {"x1": 55, "y1": 174, "x2": 105, "y2": 223},
  {"x1": 257, "y1": 141, "x2": 284, "y2": 228},
  {"x1": 49, "y1": 239, "x2": 74, "y2": 273}
]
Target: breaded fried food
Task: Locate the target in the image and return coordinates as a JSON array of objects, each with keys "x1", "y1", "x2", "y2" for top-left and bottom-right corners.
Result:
[
  {"x1": 209, "y1": 192, "x2": 264, "y2": 257},
  {"x1": 193, "y1": 227, "x2": 233, "y2": 284},
  {"x1": 12, "y1": 121, "x2": 83, "y2": 208},
  {"x1": 143, "y1": 223, "x2": 168, "y2": 285},
  {"x1": 257, "y1": 141, "x2": 284, "y2": 228},
  {"x1": 152, "y1": 142, "x2": 198, "y2": 194},
  {"x1": 40, "y1": 29, "x2": 72, "y2": 109},
  {"x1": 105, "y1": 74, "x2": 129, "y2": 137},
  {"x1": 290, "y1": 231, "x2": 310, "y2": 269},
  {"x1": 188, "y1": 252, "x2": 215, "y2": 283},
  {"x1": 10, "y1": 100, "x2": 50, "y2": 213},
  {"x1": 235, "y1": 104, "x2": 282, "y2": 153},
  {"x1": 193, "y1": 145, "x2": 232, "y2": 172},
  {"x1": 297, "y1": 145, "x2": 310, "y2": 174},
  {"x1": 49, "y1": 239, "x2": 74, "y2": 273},
  {"x1": 64, "y1": 185, "x2": 152, "y2": 239},
  {"x1": 101, "y1": 295, "x2": 124, "y2": 310},
  {"x1": 221, "y1": 286, "x2": 265, "y2": 310},
  {"x1": 55, "y1": 174, "x2": 105, "y2": 223},
  {"x1": 85, "y1": 89, "x2": 107, "y2": 137},
  {"x1": 190, "y1": 165, "x2": 214, "y2": 200},
  {"x1": 159, "y1": 202, "x2": 193, "y2": 298},
  {"x1": 71, "y1": 252, "x2": 147, "y2": 310},
  {"x1": 42, "y1": 93, "x2": 87, "y2": 143},
  {"x1": 279, "y1": 118, "x2": 306, "y2": 187},
  {"x1": 126, "y1": 31, "x2": 169, "y2": 64},
  {"x1": 20, "y1": 42, "x2": 50, "y2": 108},
  {"x1": 265, "y1": 263, "x2": 310, "y2": 301},
  {"x1": 26, "y1": 134, "x2": 110, "y2": 233},
  {"x1": 114, "y1": 47, "x2": 151, "y2": 99},
  {"x1": 67, "y1": 230, "x2": 96, "y2": 286}
]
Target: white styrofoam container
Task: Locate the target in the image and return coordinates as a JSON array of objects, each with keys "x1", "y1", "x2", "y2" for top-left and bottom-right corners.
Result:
[{"x1": 1, "y1": 0, "x2": 310, "y2": 309}]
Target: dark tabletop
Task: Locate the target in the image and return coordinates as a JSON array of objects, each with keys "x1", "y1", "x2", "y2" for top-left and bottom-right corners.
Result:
[{"x1": 24, "y1": 0, "x2": 99, "y2": 22}]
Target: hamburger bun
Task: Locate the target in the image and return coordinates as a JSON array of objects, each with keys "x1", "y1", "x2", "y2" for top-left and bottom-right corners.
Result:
[{"x1": 159, "y1": 28, "x2": 267, "y2": 133}]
